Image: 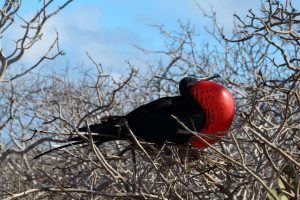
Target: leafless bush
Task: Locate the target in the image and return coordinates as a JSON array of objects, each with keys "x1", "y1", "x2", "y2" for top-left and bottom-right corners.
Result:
[{"x1": 0, "y1": 0, "x2": 299, "y2": 199}]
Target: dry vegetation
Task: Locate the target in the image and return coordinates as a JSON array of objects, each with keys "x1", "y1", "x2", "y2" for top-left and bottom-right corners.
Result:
[{"x1": 0, "y1": 0, "x2": 299, "y2": 199}]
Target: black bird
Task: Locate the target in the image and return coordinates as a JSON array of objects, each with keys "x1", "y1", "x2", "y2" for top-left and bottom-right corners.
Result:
[{"x1": 35, "y1": 75, "x2": 235, "y2": 158}]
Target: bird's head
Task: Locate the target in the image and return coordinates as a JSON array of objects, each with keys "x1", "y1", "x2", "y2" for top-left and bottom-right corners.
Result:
[
  {"x1": 179, "y1": 74, "x2": 221, "y2": 97},
  {"x1": 179, "y1": 77, "x2": 198, "y2": 97},
  {"x1": 180, "y1": 76, "x2": 235, "y2": 148}
]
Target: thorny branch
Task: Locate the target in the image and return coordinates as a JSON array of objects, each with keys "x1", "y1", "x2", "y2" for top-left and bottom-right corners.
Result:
[
  {"x1": 0, "y1": 0, "x2": 74, "y2": 82},
  {"x1": 1, "y1": 0, "x2": 300, "y2": 199}
]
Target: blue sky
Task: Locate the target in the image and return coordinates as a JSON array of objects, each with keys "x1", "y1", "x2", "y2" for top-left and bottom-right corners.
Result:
[{"x1": 3, "y1": 0, "x2": 263, "y2": 75}]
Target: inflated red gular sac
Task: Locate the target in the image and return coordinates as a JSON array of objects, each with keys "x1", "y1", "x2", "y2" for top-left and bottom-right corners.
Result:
[{"x1": 189, "y1": 80, "x2": 235, "y2": 148}]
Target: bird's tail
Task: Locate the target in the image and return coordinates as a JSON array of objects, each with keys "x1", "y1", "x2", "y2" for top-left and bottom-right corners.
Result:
[
  {"x1": 34, "y1": 116, "x2": 126, "y2": 159},
  {"x1": 73, "y1": 115, "x2": 126, "y2": 143}
]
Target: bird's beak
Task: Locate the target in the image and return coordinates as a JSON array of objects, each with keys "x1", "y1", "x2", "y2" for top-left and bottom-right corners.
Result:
[
  {"x1": 205, "y1": 74, "x2": 221, "y2": 81},
  {"x1": 194, "y1": 74, "x2": 221, "y2": 81}
]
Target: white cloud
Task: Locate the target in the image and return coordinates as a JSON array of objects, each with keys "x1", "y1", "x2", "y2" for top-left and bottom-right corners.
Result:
[
  {"x1": 4, "y1": 4, "x2": 153, "y2": 74},
  {"x1": 2, "y1": 1, "x2": 269, "y2": 76}
]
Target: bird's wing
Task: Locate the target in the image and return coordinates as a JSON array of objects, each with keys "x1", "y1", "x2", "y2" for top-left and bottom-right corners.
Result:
[{"x1": 126, "y1": 96, "x2": 178, "y2": 117}]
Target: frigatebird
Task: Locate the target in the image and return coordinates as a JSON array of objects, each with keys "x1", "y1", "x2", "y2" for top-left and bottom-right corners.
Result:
[{"x1": 35, "y1": 75, "x2": 235, "y2": 158}]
